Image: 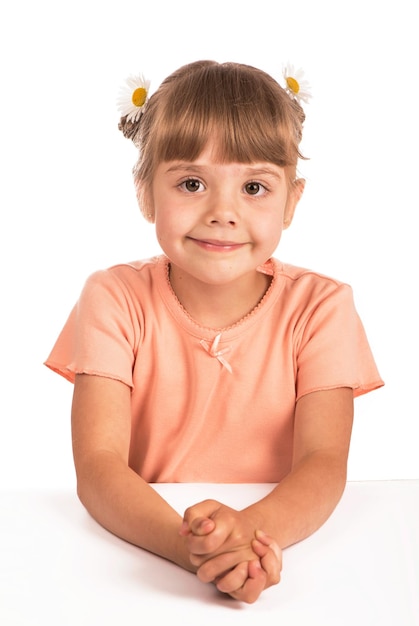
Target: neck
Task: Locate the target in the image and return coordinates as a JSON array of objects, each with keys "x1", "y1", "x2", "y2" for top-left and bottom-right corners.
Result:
[{"x1": 169, "y1": 265, "x2": 272, "y2": 330}]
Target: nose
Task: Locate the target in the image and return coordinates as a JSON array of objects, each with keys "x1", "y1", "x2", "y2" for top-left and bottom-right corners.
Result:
[{"x1": 205, "y1": 189, "x2": 238, "y2": 226}]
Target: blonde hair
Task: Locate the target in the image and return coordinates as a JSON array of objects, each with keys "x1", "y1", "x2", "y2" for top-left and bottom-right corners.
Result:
[{"x1": 119, "y1": 60, "x2": 306, "y2": 221}]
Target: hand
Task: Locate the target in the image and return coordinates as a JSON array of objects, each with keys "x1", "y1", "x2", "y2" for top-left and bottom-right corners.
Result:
[
  {"x1": 179, "y1": 500, "x2": 281, "y2": 602},
  {"x1": 215, "y1": 530, "x2": 282, "y2": 603},
  {"x1": 180, "y1": 499, "x2": 257, "y2": 570}
]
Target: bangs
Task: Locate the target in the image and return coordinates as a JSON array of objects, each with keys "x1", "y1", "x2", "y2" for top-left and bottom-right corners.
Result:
[
  {"x1": 149, "y1": 62, "x2": 301, "y2": 167},
  {"x1": 133, "y1": 61, "x2": 306, "y2": 218},
  {"x1": 153, "y1": 105, "x2": 295, "y2": 167}
]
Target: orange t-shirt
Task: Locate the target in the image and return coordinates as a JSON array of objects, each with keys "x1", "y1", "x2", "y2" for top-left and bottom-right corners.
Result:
[{"x1": 45, "y1": 256, "x2": 383, "y2": 483}]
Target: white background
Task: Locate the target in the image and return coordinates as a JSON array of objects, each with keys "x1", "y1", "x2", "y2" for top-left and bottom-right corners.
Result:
[{"x1": 0, "y1": 0, "x2": 417, "y2": 489}]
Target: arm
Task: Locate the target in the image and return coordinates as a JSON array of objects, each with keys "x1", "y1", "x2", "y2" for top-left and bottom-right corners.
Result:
[
  {"x1": 183, "y1": 387, "x2": 353, "y2": 586},
  {"x1": 71, "y1": 373, "x2": 193, "y2": 571},
  {"x1": 249, "y1": 386, "x2": 354, "y2": 547},
  {"x1": 72, "y1": 373, "x2": 280, "y2": 602}
]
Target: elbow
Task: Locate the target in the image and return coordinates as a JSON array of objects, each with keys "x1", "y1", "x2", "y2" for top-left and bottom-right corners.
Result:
[
  {"x1": 74, "y1": 460, "x2": 98, "y2": 512},
  {"x1": 326, "y1": 461, "x2": 349, "y2": 514},
  {"x1": 75, "y1": 473, "x2": 91, "y2": 510}
]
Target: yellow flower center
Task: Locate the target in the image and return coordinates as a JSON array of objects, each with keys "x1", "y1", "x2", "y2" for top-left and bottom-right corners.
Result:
[
  {"x1": 286, "y1": 77, "x2": 300, "y2": 94},
  {"x1": 132, "y1": 87, "x2": 147, "y2": 107}
]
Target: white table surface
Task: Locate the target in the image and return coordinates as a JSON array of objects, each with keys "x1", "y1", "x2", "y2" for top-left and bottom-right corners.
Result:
[{"x1": 1, "y1": 481, "x2": 418, "y2": 626}]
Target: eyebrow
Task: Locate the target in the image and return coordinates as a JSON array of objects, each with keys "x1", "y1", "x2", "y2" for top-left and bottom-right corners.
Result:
[
  {"x1": 165, "y1": 164, "x2": 204, "y2": 174},
  {"x1": 165, "y1": 163, "x2": 283, "y2": 179},
  {"x1": 243, "y1": 167, "x2": 283, "y2": 180}
]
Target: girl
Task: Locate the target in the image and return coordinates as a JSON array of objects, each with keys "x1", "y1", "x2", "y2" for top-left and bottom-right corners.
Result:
[{"x1": 45, "y1": 60, "x2": 383, "y2": 603}]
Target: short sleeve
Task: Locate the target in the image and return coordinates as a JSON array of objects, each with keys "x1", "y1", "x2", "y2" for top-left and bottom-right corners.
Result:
[
  {"x1": 296, "y1": 283, "x2": 383, "y2": 399},
  {"x1": 44, "y1": 270, "x2": 139, "y2": 387}
]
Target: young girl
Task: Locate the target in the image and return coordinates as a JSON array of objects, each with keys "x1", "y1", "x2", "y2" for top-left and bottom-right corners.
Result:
[{"x1": 45, "y1": 60, "x2": 383, "y2": 603}]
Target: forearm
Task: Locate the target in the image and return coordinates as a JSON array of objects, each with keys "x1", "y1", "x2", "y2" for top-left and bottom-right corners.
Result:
[
  {"x1": 244, "y1": 451, "x2": 348, "y2": 549},
  {"x1": 75, "y1": 450, "x2": 193, "y2": 571}
]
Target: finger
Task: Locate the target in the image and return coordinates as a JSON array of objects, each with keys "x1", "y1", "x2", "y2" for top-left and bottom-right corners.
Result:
[
  {"x1": 251, "y1": 537, "x2": 282, "y2": 565},
  {"x1": 215, "y1": 561, "x2": 249, "y2": 594},
  {"x1": 196, "y1": 549, "x2": 252, "y2": 582},
  {"x1": 259, "y1": 547, "x2": 281, "y2": 585},
  {"x1": 254, "y1": 530, "x2": 282, "y2": 561},
  {"x1": 251, "y1": 538, "x2": 269, "y2": 557},
  {"x1": 228, "y1": 560, "x2": 266, "y2": 604},
  {"x1": 185, "y1": 525, "x2": 227, "y2": 556},
  {"x1": 184, "y1": 516, "x2": 233, "y2": 555},
  {"x1": 252, "y1": 535, "x2": 282, "y2": 586},
  {"x1": 180, "y1": 516, "x2": 215, "y2": 537},
  {"x1": 182, "y1": 499, "x2": 220, "y2": 529}
]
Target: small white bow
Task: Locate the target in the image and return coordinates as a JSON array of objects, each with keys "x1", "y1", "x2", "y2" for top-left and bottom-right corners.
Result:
[{"x1": 200, "y1": 333, "x2": 233, "y2": 374}]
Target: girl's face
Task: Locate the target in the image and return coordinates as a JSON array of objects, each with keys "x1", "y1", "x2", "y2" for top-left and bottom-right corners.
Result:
[{"x1": 151, "y1": 141, "x2": 303, "y2": 291}]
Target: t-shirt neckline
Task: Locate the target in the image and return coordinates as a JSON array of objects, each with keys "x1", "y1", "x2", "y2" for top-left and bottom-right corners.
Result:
[{"x1": 155, "y1": 255, "x2": 284, "y2": 341}]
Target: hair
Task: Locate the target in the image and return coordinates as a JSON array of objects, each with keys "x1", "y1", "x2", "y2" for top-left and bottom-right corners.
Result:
[{"x1": 119, "y1": 60, "x2": 306, "y2": 221}]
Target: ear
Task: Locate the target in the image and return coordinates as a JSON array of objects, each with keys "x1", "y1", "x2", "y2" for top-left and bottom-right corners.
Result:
[
  {"x1": 144, "y1": 207, "x2": 155, "y2": 223},
  {"x1": 137, "y1": 183, "x2": 155, "y2": 223},
  {"x1": 283, "y1": 178, "x2": 305, "y2": 229}
]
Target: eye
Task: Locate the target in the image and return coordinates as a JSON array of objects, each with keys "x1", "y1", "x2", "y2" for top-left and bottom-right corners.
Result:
[
  {"x1": 244, "y1": 181, "x2": 266, "y2": 196},
  {"x1": 180, "y1": 178, "x2": 204, "y2": 193}
]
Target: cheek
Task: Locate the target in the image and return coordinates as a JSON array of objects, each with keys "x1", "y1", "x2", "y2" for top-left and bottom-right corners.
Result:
[
  {"x1": 256, "y1": 216, "x2": 284, "y2": 244},
  {"x1": 154, "y1": 212, "x2": 182, "y2": 247},
  {"x1": 155, "y1": 221, "x2": 168, "y2": 246},
  {"x1": 155, "y1": 204, "x2": 193, "y2": 235},
  {"x1": 256, "y1": 222, "x2": 284, "y2": 257}
]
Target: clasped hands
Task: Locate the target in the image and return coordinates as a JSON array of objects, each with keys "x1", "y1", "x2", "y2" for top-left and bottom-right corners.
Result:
[{"x1": 179, "y1": 499, "x2": 281, "y2": 603}]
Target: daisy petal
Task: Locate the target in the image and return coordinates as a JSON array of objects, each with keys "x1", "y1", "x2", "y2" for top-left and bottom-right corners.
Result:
[
  {"x1": 282, "y1": 63, "x2": 311, "y2": 105},
  {"x1": 117, "y1": 73, "x2": 150, "y2": 121}
]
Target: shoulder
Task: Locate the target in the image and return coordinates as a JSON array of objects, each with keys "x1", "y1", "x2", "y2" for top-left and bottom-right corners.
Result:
[
  {"x1": 271, "y1": 258, "x2": 352, "y2": 301},
  {"x1": 73, "y1": 256, "x2": 168, "y2": 319},
  {"x1": 89, "y1": 255, "x2": 163, "y2": 281},
  {"x1": 265, "y1": 259, "x2": 360, "y2": 331},
  {"x1": 273, "y1": 258, "x2": 345, "y2": 287},
  {"x1": 82, "y1": 255, "x2": 165, "y2": 295}
]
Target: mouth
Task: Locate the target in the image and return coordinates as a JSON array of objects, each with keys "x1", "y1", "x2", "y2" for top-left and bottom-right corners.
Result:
[{"x1": 187, "y1": 237, "x2": 246, "y2": 252}]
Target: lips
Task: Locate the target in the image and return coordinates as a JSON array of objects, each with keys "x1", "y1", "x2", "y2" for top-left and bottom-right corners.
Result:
[
  {"x1": 198, "y1": 238, "x2": 240, "y2": 246},
  {"x1": 188, "y1": 237, "x2": 245, "y2": 251}
]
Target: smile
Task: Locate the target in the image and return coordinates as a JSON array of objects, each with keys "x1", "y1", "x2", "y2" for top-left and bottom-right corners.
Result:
[{"x1": 188, "y1": 237, "x2": 246, "y2": 252}]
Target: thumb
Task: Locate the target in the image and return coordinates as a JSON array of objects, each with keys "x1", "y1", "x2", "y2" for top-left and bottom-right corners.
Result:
[{"x1": 180, "y1": 516, "x2": 215, "y2": 536}]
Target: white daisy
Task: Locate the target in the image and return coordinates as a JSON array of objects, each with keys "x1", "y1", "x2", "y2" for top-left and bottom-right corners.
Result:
[
  {"x1": 282, "y1": 64, "x2": 311, "y2": 104},
  {"x1": 117, "y1": 73, "x2": 151, "y2": 123}
]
